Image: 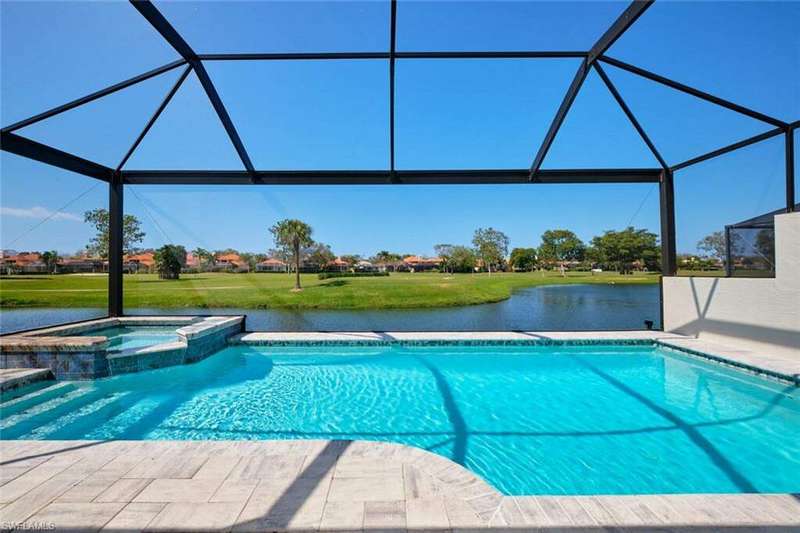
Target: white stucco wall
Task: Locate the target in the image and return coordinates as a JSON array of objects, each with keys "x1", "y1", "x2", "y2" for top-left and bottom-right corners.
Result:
[{"x1": 662, "y1": 212, "x2": 800, "y2": 358}]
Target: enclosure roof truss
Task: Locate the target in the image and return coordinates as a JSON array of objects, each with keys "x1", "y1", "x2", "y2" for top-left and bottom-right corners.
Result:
[
  {"x1": 1, "y1": 0, "x2": 797, "y2": 317},
  {"x1": 1, "y1": 0, "x2": 795, "y2": 188}
]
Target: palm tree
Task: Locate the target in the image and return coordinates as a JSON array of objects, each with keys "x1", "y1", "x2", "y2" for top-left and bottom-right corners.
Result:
[
  {"x1": 269, "y1": 219, "x2": 313, "y2": 290},
  {"x1": 41, "y1": 250, "x2": 59, "y2": 274}
]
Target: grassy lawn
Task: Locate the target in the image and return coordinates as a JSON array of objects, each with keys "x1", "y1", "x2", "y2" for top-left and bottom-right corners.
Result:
[{"x1": 0, "y1": 271, "x2": 659, "y2": 310}]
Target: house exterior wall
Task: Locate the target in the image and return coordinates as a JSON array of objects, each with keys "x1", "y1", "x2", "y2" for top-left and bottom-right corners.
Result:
[{"x1": 663, "y1": 212, "x2": 800, "y2": 359}]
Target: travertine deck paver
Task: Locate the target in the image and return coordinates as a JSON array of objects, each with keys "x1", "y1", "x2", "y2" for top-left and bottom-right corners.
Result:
[{"x1": 2, "y1": 440, "x2": 799, "y2": 531}]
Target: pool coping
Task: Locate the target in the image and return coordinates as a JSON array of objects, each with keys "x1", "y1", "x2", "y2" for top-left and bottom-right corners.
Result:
[
  {"x1": 1, "y1": 439, "x2": 798, "y2": 531},
  {"x1": 232, "y1": 330, "x2": 800, "y2": 386}
]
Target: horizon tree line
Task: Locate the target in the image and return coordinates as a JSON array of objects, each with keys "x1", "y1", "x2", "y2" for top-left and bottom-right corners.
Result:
[{"x1": 13, "y1": 209, "x2": 729, "y2": 279}]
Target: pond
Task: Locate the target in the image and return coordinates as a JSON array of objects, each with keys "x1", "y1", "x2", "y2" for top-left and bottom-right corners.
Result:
[{"x1": 0, "y1": 283, "x2": 660, "y2": 334}]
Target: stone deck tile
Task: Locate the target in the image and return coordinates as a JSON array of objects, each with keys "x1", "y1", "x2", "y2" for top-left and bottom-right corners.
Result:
[
  {"x1": 328, "y1": 476, "x2": 405, "y2": 502},
  {"x1": 363, "y1": 500, "x2": 406, "y2": 530},
  {"x1": 320, "y1": 500, "x2": 366, "y2": 530},
  {"x1": 134, "y1": 478, "x2": 224, "y2": 503},
  {"x1": 26, "y1": 502, "x2": 126, "y2": 530},
  {"x1": 227, "y1": 453, "x2": 306, "y2": 481},
  {"x1": 95, "y1": 478, "x2": 154, "y2": 503},
  {"x1": 406, "y1": 496, "x2": 450, "y2": 530},
  {"x1": 2, "y1": 440, "x2": 800, "y2": 531},
  {"x1": 148, "y1": 501, "x2": 246, "y2": 531},
  {"x1": 123, "y1": 452, "x2": 209, "y2": 479},
  {"x1": 210, "y1": 479, "x2": 259, "y2": 503},
  {"x1": 101, "y1": 502, "x2": 166, "y2": 531}
]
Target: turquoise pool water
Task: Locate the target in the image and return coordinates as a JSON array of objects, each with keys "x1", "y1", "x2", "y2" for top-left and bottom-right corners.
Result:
[
  {"x1": 74, "y1": 326, "x2": 180, "y2": 352},
  {"x1": 1, "y1": 342, "x2": 798, "y2": 495}
]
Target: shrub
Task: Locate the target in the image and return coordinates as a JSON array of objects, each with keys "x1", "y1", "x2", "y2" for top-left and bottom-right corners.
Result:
[{"x1": 318, "y1": 271, "x2": 389, "y2": 280}]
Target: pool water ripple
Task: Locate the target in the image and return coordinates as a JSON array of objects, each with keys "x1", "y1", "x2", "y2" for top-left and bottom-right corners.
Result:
[{"x1": 1, "y1": 342, "x2": 798, "y2": 496}]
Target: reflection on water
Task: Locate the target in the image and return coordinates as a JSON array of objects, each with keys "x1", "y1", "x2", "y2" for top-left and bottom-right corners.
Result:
[{"x1": 0, "y1": 284, "x2": 660, "y2": 333}]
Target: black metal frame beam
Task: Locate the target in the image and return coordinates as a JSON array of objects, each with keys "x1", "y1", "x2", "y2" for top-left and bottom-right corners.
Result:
[
  {"x1": 670, "y1": 127, "x2": 784, "y2": 171},
  {"x1": 129, "y1": 0, "x2": 255, "y2": 180},
  {"x1": 787, "y1": 129, "x2": 795, "y2": 212},
  {"x1": 593, "y1": 63, "x2": 667, "y2": 169},
  {"x1": 598, "y1": 56, "x2": 788, "y2": 128},
  {"x1": 388, "y1": 0, "x2": 397, "y2": 179},
  {"x1": 0, "y1": 131, "x2": 112, "y2": 181},
  {"x1": 659, "y1": 169, "x2": 677, "y2": 276},
  {"x1": 0, "y1": 59, "x2": 187, "y2": 134},
  {"x1": 530, "y1": 0, "x2": 654, "y2": 178},
  {"x1": 117, "y1": 65, "x2": 192, "y2": 171},
  {"x1": 197, "y1": 51, "x2": 588, "y2": 61},
  {"x1": 108, "y1": 172, "x2": 124, "y2": 316},
  {"x1": 121, "y1": 168, "x2": 662, "y2": 186}
]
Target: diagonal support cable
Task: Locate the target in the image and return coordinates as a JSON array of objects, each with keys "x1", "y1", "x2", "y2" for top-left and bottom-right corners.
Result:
[{"x1": 593, "y1": 62, "x2": 668, "y2": 169}]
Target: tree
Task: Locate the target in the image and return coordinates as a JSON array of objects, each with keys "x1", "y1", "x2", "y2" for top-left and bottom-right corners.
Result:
[
  {"x1": 270, "y1": 219, "x2": 313, "y2": 290},
  {"x1": 371, "y1": 250, "x2": 403, "y2": 267},
  {"x1": 267, "y1": 246, "x2": 292, "y2": 271},
  {"x1": 192, "y1": 248, "x2": 215, "y2": 271},
  {"x1": 41, "y1": 250, "x2": 59, "y2": 274},
  {"x1": 538, "y1": 229, "x2": 585, "y2": 273},
  {"x1": 305, "y1": 242, "x2": 335, "y2": 270},
  {"x1": 590, "y1": 226, "x2": 659, "y2": 274},
  {"x1": 449, "y1": 246, "x2": 478, "y2": 273},
  {"x1": 83, "y1": 209, "x2": 145, "y2": 258},
  {"x1": 154, "y1": 245, "x2": 186, "y2": 280},
  {"x1": 472, "y1": 227, "x2": 509, "y2": 274},
  {"x1": 238, "y1": 252, "x2": 261, "y2": 272},
  {"x1": 433, "y1": 244, "x2": 455, "y2": 273},
  {"x1": 697, "y1": 231, "x2": 727, "y2": 261},
  {"x1": 339, "y1": 254, "x2": 361, "y2": 267},
  {"x1": 509, "y1": 247, "x2": 537, "y2": 271}
]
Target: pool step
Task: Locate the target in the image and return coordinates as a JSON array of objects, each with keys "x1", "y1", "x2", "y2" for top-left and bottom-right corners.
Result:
[
  {"x1": 83, "y1": 396, "x2": 167, "y2": 440},
  {"x1": 0, "y1": 388, "x2": 103, "y2": 439},
  {"x1": 27, "y1": 392, "x2": 133, "y2": 440},
  {"x1": 0, "y1": 382, "x2": 77, "y2": 418}
]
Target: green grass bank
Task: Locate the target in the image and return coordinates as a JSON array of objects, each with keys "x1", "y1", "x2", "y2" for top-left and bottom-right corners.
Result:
[{"x1": 0, "y1": 271, "x2": 659, "y2": 311}]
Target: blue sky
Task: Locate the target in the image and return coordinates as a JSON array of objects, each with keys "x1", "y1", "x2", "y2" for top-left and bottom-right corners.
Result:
[{"x1": 1, "y1": 1, "x2": 797, "y2": 257}]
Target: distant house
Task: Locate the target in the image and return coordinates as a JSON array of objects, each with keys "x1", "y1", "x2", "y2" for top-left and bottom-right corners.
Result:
[
  {"x1": 403, "y1": 255, "x2": 442, "y2": 272},
  {"x1": 374, "y1": 260, "x2": 404, "y2": 272},
  {"x1": 215, "y1": 253, "x2": 247, "y2": 272},
  {"x1": 59, "y1": 257, "x2": 105, "y2": 274},
  {"x1": 325, "y1": 257, "x2": 350, "y2": 272},
  {"x1": 1, "y1": 252, "x2": 46, "y2": 274},
  {"x1": 124, "y1": 251, "x2": 155, "y2": 273},
  {"x1": 355, "y1": 260, "x2": 378, "y2": 272},
  {"x1": 184, "y1": 253, "x2": 200, "y2": 270},
  {"x1": 255, "y1": 258, "x2": 287, "y2": 273}
]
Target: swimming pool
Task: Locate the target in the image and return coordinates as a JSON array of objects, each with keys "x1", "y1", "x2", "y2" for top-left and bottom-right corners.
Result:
[
  {"x1": 74, "y1": 325, "x2": 180, "y2": 352},
  {"x1": 1, "y1": 342, "x2": 798, "y2": 495}
]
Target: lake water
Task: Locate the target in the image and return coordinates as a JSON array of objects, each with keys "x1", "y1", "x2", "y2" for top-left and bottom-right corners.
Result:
[{"x1": 0, "y1": 284, "x2": 660, "y2": 334}]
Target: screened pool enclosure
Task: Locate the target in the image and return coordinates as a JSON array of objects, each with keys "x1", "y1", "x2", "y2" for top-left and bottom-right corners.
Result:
[{"x1": 1, "y1": 0, "x2": 797, "y2": 323}]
